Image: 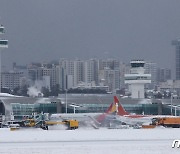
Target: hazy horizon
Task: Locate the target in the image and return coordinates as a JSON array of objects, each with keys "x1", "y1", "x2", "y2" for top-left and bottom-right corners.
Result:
[{"x1": 0, "y1": 0, "x2": 180, "y2": 74}]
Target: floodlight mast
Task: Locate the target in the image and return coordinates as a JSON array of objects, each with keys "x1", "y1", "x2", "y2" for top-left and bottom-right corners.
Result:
[
  {"x1": 65, "y1": 89, "x2": 67, "y2": 113},
  {"x1": 0, "y1": 25, "x2": 8, "y2": 93}
]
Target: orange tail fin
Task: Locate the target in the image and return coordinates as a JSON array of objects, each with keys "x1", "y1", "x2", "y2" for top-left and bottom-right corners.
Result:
[
  {"x1": 97, "y1": 96, "x2": 129, "y2": 122},
  {"x1": 113, "y1": 96, "x2": 129, "y2": 116}
]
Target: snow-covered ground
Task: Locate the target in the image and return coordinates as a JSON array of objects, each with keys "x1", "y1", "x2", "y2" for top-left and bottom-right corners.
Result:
[{"x1": 0, "y1": 127, "x2": 180, "y2": 154}]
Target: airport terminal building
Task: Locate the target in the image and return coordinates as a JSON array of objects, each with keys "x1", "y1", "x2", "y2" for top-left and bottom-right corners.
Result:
[
  {"x1": 59, "y1": 94, "x2": 180, "y2": 116},
  {"x1": 0, "y1": 94, "x2": 180, "y2": 121},
  {"x1": 0, "y1": 94, "x2": 62, "y2": 121}
]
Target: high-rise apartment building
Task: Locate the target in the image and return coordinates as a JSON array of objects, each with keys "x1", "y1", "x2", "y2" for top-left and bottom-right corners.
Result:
[
  {"x1": 59, "y1": 59, "x2": 99, "y2": 90},
  {"x1": 99, "y1": 68, "x2": 120, "y2": 93},
  {"x1": 27, "y1": 63, "x2": 58, "y2": 90},
  {"x1": 59, "y1": 59, "x2": 84, "y2": 89},
  {"x1": 42, "y1": 66, "x2": 57, "y2": 88},
  {"x1": 1, "y1": 71, "x2": 24, "y2": 90},
  {"x1": 119, "y1": 62, "x2": 130, "y2": 89},
  {"x1": 172, "y1": 39, "x2": 180, "y2": 80},
  {"x1": 84, "y1": 59, "x2": 99, "y2": 85},
  {"x1": 157, "y1": 68, "x2": 171, "y2": 83},
  {"x1": 144, "y1": 61, "x2": 157, "y2": 89},
  {"x1": 99, "y1": 59, "x2": 120, "y2": 70}
]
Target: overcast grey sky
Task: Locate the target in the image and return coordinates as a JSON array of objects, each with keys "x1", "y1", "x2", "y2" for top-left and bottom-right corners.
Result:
[{"x1": 0, "y1": 0, "x2": 180, "y2": 71}]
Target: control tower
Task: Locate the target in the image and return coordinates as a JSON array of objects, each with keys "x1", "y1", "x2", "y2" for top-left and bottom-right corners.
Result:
[
  {"x1": 0, "y1": 25, "x2": 8, "y2": 93},
  {"x1": 125, "y1": 60, "x2": 151, "y2": 99},
  {"x1": 0, "y1": 25, "x2": 8, "y2": 47}
]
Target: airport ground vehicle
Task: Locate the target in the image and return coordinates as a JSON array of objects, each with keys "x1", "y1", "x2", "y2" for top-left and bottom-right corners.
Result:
[
  {"x1": 9, "y1": 124, "x2": 20, "y2": 131},
  {"x1": 45, "y1": 120, "x2": 79, "y2": 130},
  {"x1": 151, "y1": 117, "x2": 180, "y2": 128},
  {"x1": 24, "y1": 118, "x2": 79, "y2": 130}
]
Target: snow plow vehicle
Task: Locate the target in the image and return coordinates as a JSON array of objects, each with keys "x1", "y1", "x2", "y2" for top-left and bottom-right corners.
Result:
[
  {"x1": 45, "y1": 120, "x2": 79, "y2": 130},
  {"x1": 23, "y1": 118, "x2": 79, "y2": 130},
  {"x1": 151, "y1": 117, "x2": 180, "y2": 128}
]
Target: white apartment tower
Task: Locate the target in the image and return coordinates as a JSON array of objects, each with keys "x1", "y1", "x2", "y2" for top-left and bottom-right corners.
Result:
[
  {"x1": 144, "y1": 61, "x2": 157, "y2": 89},
  {"x1": 59, "y1": 59, "x2": 74, "y2": 90},
  {"x1": 74, "y1": 60, "x2": 84, "y2": 86},
  {"x1": 99, "y1": 68, "x2": 120, "y2": 93},
  {"x1": 59, "y1": 59, "x2": 84, "y2": 89},
  {"x1": 84, "y1": 59, "x2": 99, "y2": 85},
  {"x1": 59, "y1": 59, "x2": 99, "y2": 90},
  {"x1": 27, "y1": 64, "x2": 58, "y2": 90},
  {"x1": 1, "y1": 71, "x2": 24, "y2": 90},
  {"x1": 125, "y1": 60, "x2": 151, "y2": 98}
]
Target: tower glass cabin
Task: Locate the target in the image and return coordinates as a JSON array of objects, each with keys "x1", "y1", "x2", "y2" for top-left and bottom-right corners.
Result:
[
  {"x1": 0, "y1": 25, "x2": 5, "y2": 34},
  {"x1": 0, "y1": 25, "x2": 8, "y2": 48},
  {"x1": 125, "y1": 60, "x2": 151, "y2": 99}
]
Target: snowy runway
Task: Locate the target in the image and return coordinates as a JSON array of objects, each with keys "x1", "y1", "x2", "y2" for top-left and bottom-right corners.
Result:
[{"x1": 0, "y1": 128, "x2": 180, "y2": 154}]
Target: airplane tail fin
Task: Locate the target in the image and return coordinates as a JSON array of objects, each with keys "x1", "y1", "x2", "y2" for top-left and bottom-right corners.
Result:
[
  {"x1": 113, "y1": 96, "x2": 129, "y2": 116},
  {"x1": 96, "y1": 96, "x2": 129, "y2": 123}
]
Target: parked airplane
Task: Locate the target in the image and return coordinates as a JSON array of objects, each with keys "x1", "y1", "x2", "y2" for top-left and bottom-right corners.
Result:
[
  {"x1": 110, "y1": 96, "x2": 153, "y2": 125},
  {"x1": 96, "y1": 96, "x2": 152, "y2": 125},
  {"x1": 111, "y1": 96, "x2": 179, "y2": 126}
]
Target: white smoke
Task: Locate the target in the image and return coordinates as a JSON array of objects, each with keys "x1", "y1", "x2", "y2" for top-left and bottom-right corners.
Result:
[
  {"x1": 27, "y1": 81, "x2": 44, "y2": 97},
  {"x1": 27, "y1": 86, "x2": 42, "y2": 97}
]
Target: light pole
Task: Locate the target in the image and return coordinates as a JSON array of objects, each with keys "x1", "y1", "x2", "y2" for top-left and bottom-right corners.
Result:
[
  {"x1": 171, "y1": 93, "x2": 173, "y2": 115},
  {"x1": 65, "y1": 89, "x2": 67, "y2": 114},
  {"x1": 0, "y1": 48, "x2": 1, "y2": 93},
  {"x1": 174, "y1": 105, "x2": 180, "y2": 116},
  {"x1": 175, "y1": 106, "x2": 177, "y2": 116}
]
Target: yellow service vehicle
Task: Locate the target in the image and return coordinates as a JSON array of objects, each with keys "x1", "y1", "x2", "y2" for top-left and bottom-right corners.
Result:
[
  {"x1": 45, "y1": 119, "x2": 79, "y2": 130},
  {"x1": 63, "y1": 120, "x2": 79, "y2": 130},
  {"x1": 24, "y1": 119, "x2": 36, "y2": 127},
  {"x1": 24, "y1": 118, "x2": 79, "y2": 130}
]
